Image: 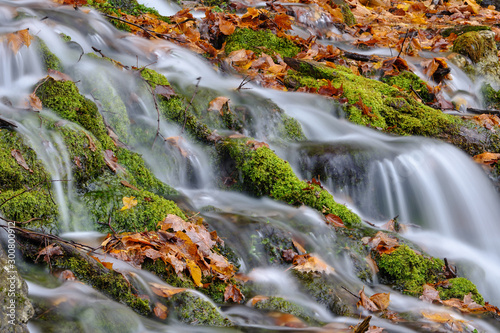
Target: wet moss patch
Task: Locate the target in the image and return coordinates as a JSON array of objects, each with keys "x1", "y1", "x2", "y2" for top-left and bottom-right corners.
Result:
[
  {"x1": 437, "y1": 277, "x2": 484, "y2": 305},
  {"x1": 225, "y1": 29, "x2": 300, "y2": 59}
]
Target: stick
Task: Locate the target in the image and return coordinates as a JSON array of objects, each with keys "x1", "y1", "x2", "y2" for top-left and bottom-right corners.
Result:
[
  {"x1": 342, "y1": 285, "x2": 361, "y2": 300},
  {"x1": 181, "y1": 77, "x2": 201, "y2": 134}
]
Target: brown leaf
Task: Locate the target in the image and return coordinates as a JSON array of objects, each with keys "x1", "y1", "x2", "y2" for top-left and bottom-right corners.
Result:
[
  {"x1": 48, "y1": 69, "x2": 73, "y2": 82},
  {"x1": 165, "y1": 136, "x2": 190, "y2": 158},
  {"x1": 74, "y1": 156, "x2": 82, "y2": 169},
  {"x1": 120, "y1": 180, "x2": 140, "y2": 191},
  {"x1": 150, "y1": 282, "x2": 186, "y2": 298},
  {"x1": 208, "y1": 97, "x2": 229, "y2": 115},
  {"x1": 186, "y1": 259, "x2": 203, "y2": 287},
  {"x1": 224, "y1": 284, "x2": 244, "y2": 303},
  {"x1": 58, "y1": 270, "x2": 76, "y2": 281},
  {"x1": 219, "y1": 18, "x2": 235, "y2": 35},
  {"x1": 268, "y1": 312, "x2": 307, "y2": 328},
  {"x1": 325, "y1": 214, "x2": 345, "y2": 228},
  {"x1": 84, "y1": 132, "x2": 96, "y2": 152},
  {"x1": 292, "y1": 239, "x2": 307, "y2": 255},
  {"x1": 273, "y1": 13, "x2": 293, "y2": 31},
  {"x1": 28, "y1": 93, "x2": 42, "y2": 111},
  {"x1": 293, "y1": 253, "x2": 335, "y2": 275},
  {"x1": 246, "y1": 139, "x2": 269, "y2": 150},
  {"x1": 154, "y1": 302, "x2": 168, "y2": 320},
  {"x1": 282, "y1": 249, "x2": 298, "y2": 262},
  {"x1": 248, "y1": 295, "x2": 269, "y2": 306},
  {"x1": 366, "y1": 231, "x2": 399, "y2": 254},
  {"x1": 7, "y1": 28, "x2": 33, "y2": 54},
  {"x1": 37, "y1": 244, "x2": 63, "y2": 262},
  {"x1": 419, "y1": 284, "x2": 442, "y2": 304},
  {"x1": 354, "y1": 97, "x2": 376, "y2": 118},
  {"x1": 104, "y1": 149, "x2": 125, "y2": 173},
  {"x1": 473, "y1": 152, "x2": 500, "y2": 165},
  {"x1": 357, "y1": 288, "x2": 380, "y2": 312},
  {"x1": 155, "y1": 85, "x2": 176, "y2": 100},
  {"x1": 370, "y1": 293, "x2": 390, "y2": 311},
  {"x1": 11, "y1": 149, "x2": 33, "y2": 173}
]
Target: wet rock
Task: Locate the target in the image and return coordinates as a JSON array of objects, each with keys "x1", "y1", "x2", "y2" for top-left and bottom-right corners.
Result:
[{"x1": 0, "y1": 244, "x2": 34, "y2": 333}]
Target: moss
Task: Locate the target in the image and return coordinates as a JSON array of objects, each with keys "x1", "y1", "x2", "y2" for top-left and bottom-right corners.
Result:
[
  {"x1": 225, "y1": 29, "x2": 300, "y2": 59},
  {"x1": 170, "y1": 293, "x2": 232, "y2": 326},
  {"x1": 115, "y1": 148, "x2": 178, "y2": 198},
  {"x1": 0, "y1": 130, "x2": 50, "y2": 191},
  {"x1": 253, "y1": 296, "x2": 322, "y2": 326},
  {"x1": 35, "y1": 78, "x2": 114, "y2": 150},
  {"x1": 452, "y1": 31, "x2": 485, "y2": 63},
  {"x1": 340, "y1": 4, "x2": 356, "y2": 26},
  {"x1": 381, "y1": 71, "x2": 433, "y2": 104},
  {"x1": 377, "y1": 245, "x2": 444, "y2": 296},
  {"x1": 481, "y1": 83, "x2": 500, "y2": 109},
  {"x1": 218, "y1": 140, "x2": 361, "y2": 227},
  {"x1": 36, "y1": 37, "x2": 63, "y2": 72},
  {"x1": 278, "y1": 114, "x2": 307, "y2": 141},
  {"x1": 84, "y1": 175, "x2": 185, "y2": 232},
  {"x1": 437, "y1": 277, "x2": 484, "y2": 305},
  {"x1": 140, "y1": 68, "x2": 170, "y2": 88},
  {"x1": 55, "y1": 256, "x2": 150, "y2": 315},
  {"x1": 0, "y1": 188, "x2": 58, "y2": 229},
  {"x1": 286, "y1": 61, "x2": 457, "y2": 137},
  {"x1": 441, "y1": 25, "x2": 491, "y2": 38}
]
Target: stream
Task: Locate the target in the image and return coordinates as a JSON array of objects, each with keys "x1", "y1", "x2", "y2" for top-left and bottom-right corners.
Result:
[{"x1": 1, "y1": 0, "x2": 500, "y2": 332}]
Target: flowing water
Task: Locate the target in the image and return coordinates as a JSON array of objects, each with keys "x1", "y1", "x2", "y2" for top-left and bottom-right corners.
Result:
[{"x1": 1, "y1": 0, "x2": 500, "y2": 332}]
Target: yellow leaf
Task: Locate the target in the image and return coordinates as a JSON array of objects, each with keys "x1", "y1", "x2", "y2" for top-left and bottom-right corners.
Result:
[
  {"x1": 6, "y1": 29, "x2": 33, "y2": 54},
  {"x1": 120, "y1": 196, "x2": 138, "y2": 211},
  {"x1": 186, "y1": 259, "x2": 203, "y2": 287}
]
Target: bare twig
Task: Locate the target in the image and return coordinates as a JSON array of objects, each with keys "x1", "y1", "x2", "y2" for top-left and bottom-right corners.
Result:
[
  {"x1": 181, "y1": 77, "x2": 201, "y2": 134},
  {"x1": 397, "y1": 29, "x2": 410, "y2": 58},
  {"x1": 145, "y1": 83, "x2": 165, "y2": 148},
  {"x1": 236, "y1": 75, "x2": 252, "y2": 91},
  {"x1": 342, "y1": 285, "x2": 361, "y2": 300}
]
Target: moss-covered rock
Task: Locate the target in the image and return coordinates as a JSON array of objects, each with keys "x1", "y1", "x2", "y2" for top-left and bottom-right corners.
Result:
[
  {"x1": 377, "y1": 244, "x2": 444, "y2": 296},
  {"x1": 381, "y1": 71, "x2": 434, "y2": 104},
  {"x1": 169, "y1": 293, "x2": 233, "y2": 326},
  {"x1": 84, "y1": 175, "x2": 185, "y2": 232},
  {"x1": 36, "y1": 37, "x2": 63, "y2": 72},
  {"x1": 253, "y1": 296, "x2": 322, "y2": 326},
  {"x1": 35, "y1": 78, "x2": 114, "y2": 150},
  {"x1": 225, "y1": 29, "x2": 300, "y2": 59},
  {"x1": 441, "y1": 25, "x2": 491, "y2": 38},
  {"x1": 437, "y1": 277, "x2": 484, "y2": 305},
  {"x1": 217, "y1": 139, "x2": 361, "y2": 227},
  {"x1": 453, "y1": 31, "x2": 486, "y2": 64}
]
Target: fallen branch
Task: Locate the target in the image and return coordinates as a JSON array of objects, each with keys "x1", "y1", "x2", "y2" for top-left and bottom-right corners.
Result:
[{"x1": 466, "y1": 107, "x2": 500, "y2": 115}]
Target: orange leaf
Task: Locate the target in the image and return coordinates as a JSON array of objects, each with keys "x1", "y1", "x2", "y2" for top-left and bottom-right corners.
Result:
[
  {"x1": 325, "y1": 214, "x2": 345, "y2": 228},
  {"x1": 224, "y1": 284, "x2": 244, "y2": 303},
  {"x1": 28, "y1": 93, "x2": 43, "y2": 111},
  {"x1": 370, "y1": 292, "x2": 390, "y2": 311},
  {"x1": 219, "y1": 18, "x2": 235, "y2": 35},
  {"x1": 186, "y1": 259, "x2": 203, "y2": 287},
  {"x1": 7, "y1": 28, "x2": 33, "y2": 54},
  {"x1": 208, "y1": 97, "x2": 229, "y2": 115},
  {"x1": 357, "y1": 288, "x2": 379, "y2": 312},
  {"x1": 150, "y1": 282, "x2": 186, "y2": 297},
  {"x1": 473, "y1": 152, "x2": 500, "y2": 165},
  {"x1": 154, "y1": 302, "x2": 168, "y2": 320}
]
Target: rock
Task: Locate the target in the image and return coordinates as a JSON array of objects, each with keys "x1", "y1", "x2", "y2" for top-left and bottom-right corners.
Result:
[
  {"x1": 0, "y1": 243, "x2": 34, "y2": 333},
  {"x1": 450, "y1": 30, "x2": 500, "y2": 88}
]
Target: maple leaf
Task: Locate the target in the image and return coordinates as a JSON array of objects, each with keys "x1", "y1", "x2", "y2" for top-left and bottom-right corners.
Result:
[
  {"x1": 120, "y1": 196, "x2": 138, "y2": 211},
  {"x1": 6, "y1": 28, "x2": 33, "y2": 54},
  {"x1": 48, "y1": 69, "x2": 72, "y2": 81},
  {"x1": 370, "y1": 292, "x2": 390, "y2": 311},
  {"x1": 419, "y1": 284, "x2": 442, "y2": 304},
  {"x1": 293, "y1": 253, "x2": 335, "y2": 275},
  {"x1": 354, "y1": 97, "x2": 376, "y2": 118}
]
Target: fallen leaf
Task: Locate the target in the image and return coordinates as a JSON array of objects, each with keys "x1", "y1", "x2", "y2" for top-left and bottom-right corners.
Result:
[
  {"x1": 150, "y1": 282, "x2": 186, "y2": 297},
  {"x1": 248, "y1": 295, "x2": 269, "y2": 306},
  {"x1": 155, "y1": 85, "x2": 176, "y2": 100},
  {"x1": 104, "y1": 149, "x2": 125, "y2": 173},
  {"x1": 268, "y1": 312, "x2": 307, "y2": 328},
  {"x1": 28, "y1": 93, "x2": 42, "y2": 111},
  {"x1": 120, "y1": 180, "x2": 140, "y2": 191},
  {"x1": 473, "y1": 152, "x2": 500, "y2": 165},
  {"x1": 120, "y1": 196, "x2": 138, "y2": 211},
  {"x1": 37, "y1": 244, "x2": 63, "y2": 262},
  {"x1": 208, "y1": 97, "x2": 229, "y2": 115},
  {"x1": 357, "y1": 288, "x2": 379, "y2": 312},
  {"x1": 84, "y1": 132, "x2": 96, "y2": 152},
  {"x1": 154, "y1": 302, "x2": 168, "y2": 320},
  {"x1": 224, "y1": 284, "x2": 244, "y2": 303},
  {"x1": 11, "y1": 149, "x2": 33, "y2": 173},
  {"x1": 58, "y1": 270, "x2": 76, "y2": 281},
  {"x1": 6, "y1": 28, "x2": 33, "y2": 54},
  {"x1": 48, "y1": 69, "x2": 72, "y2": 81},
  {"x1": 325, "y1": 214, "x2": 345, "y2": 228},
  {"x1": 370, "y1": 292, "x2": 390, "y2": 311},
  {"x1": 186, "y1": 259, "x2": 203, "y2": 287},
  {"x1": 293, "y1": 253, "x2": 335, "y2": 275},
  {"x1": 420, "y1": 284, "x2": 441, "y2": 303}
]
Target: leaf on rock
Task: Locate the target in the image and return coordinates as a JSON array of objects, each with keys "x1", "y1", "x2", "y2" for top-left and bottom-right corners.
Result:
[
  {"x1": 104, "y1": 149, "x2": 125, "y2": 173},
  {"x1": 155, "y1": 85, "x2": 176, "y2": 100},
  {"x1": 224, "y1": 284, "x2": 244, "y2": 303},
  {"x1": 219, "y1": 18, "x2": 235, "y2": 35},
  {"x1": 11, "y1": 149, "x2": 33, "y2": 173},
  {"x1": 37, "y1": 244, "x2": 63, "y2": 262},
  {"x1": 28, "y1": 93, "x2": 43, "y2": 111},
  {"x1": 366, "y1": 231, "x2": 399, "y2": 254},
  {"x1": 120, "y1": 180, "x2": 140, "y2": 191},
  {"x1": 48, "y1": 69, "x2": 73, "y2": 82},
  {"x1": 293, "y1": 253, "x2": 335, "y2": 275},
  {"x1": 58, "y1": 270, "x2": 76, "y2": 281},
  {"x1": 419, "y1": 284, "x2": 441, "y2": 304},
  {"x1": 248, "y1": 295, "x2": 269, "y2": 306},
  {"x1": 354, "y1": 97, "x2": 376, "y2": 118},
  {"x1": 186, "y1": 258, "x2": 203, "y2": 287},
  {"x1": 150, "y1": 282, "x2": 186, "y2": 297},
  {"x1": 325, "y1": 214, "x2": 345, "y2": 228},
  {"x1": 370, "y1": 292, "x2": 390, "y2": 311},
  {"x1": 473, "y1": 152, "x2": 500, "y2": 165},
  {"x1": 120, "y1": 196, "x2": 138, "y2": 211},
  {"x1": 84, "y1": 132, "x2": 97, "y2": 152},
  {"x1": 357, "y1": 288, "x2": 380, "y2": 312},
  {"x1": 208, "y1": 97, "x2": 229, "y2": 115}
]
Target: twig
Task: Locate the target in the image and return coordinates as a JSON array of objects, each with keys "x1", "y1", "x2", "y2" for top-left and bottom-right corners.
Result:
[
  {"x1": 181, "y1": 77, "x2": 201, "y2": 134},
  {"x1": 97, "y1": 216, "x2": 117, "y2": 237},
  {"x1": 145, "y1": 83, "x2": 164, "y2": 148},
  {"x1": 236, "y1": 75, "x2": 252, "y2": 91},
  {"x1": 0, "y1": 215, "x2": 42, "y2": 225},
  {"x1": 397, "y1": 29, "x2": 409, "y2": 58},
  {"x1": 103, "y1": 14, "x2": 186, "y2": 43},
  {"x1": 342, "y1": 285, "x2": 361, "y2": 300}
]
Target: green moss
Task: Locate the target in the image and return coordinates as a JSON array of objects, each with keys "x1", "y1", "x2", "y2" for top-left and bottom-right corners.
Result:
[
  {"x1": 115, "y1": 148, "x2": 178, "y2": 198},
  {"x1": 278, "y1": 114, "x2": 306, "y2": 141},
  {"x1": 253, "y1": 296, "x2": 321, "y2": 326},
  {"x1": 55, "y1": 256, "x2": 150, "y2": 315},
  {"x1": 140, "y1": 68, "x2": 170, "y2": 88},
  {"x1": 437, "y1": 277, "x2": 484, "y2": 305},
  {"x1": 377, "y1": 245, "x2": 444, "y2": 295},
  {"x1": 225, "y1": 29, "x2": 300, "y2": 59},
  {"x1": 481, "y1": 83, "x2": 500, "y2": 109},
  {"x1": 382, "y1": 71, "x2": 433, "y2": 104},
  {"x1": 0, "y1": 188, "x2": 58, "y2": 229},
  {"x1": 286, "y1": 61, "x2": 457, "y2": 137},
  {"x1": 442, "y1": 25, "x2": 491, "y2": 38},
  {"x1": 453, "y1": 31, "x2": 485, "y2": 63},
  {"x1": 84, "y1": 176, "x2": 185, "y2": 232},
  {"x1": 170, "y1": 293, "x2": 232, "y2": 326},
  {"x1": 35, "y1": 78, "x2": 114, "y2": 150},
  {"x1": 36, "y1": 37, "x2": 63, "y2": 72},
  {"x1": 340, "y1": 4, "x2": 356, "y2": 26},
  {"x1": 0, "y1": 130, "x2": 50, "y2": 191},
  {"x1": 218, "y1": 141, "x2": 361, "y2": 227}
]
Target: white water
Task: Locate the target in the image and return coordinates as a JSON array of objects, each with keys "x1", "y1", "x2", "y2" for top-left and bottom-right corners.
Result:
[{"x1": 0, "y1": 0, "x2": 499, "y2": 331}]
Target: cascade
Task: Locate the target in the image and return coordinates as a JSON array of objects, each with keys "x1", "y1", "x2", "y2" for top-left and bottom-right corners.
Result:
[{"x1": 0, "y1": 0, "x2": 499, "y2": 332}]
